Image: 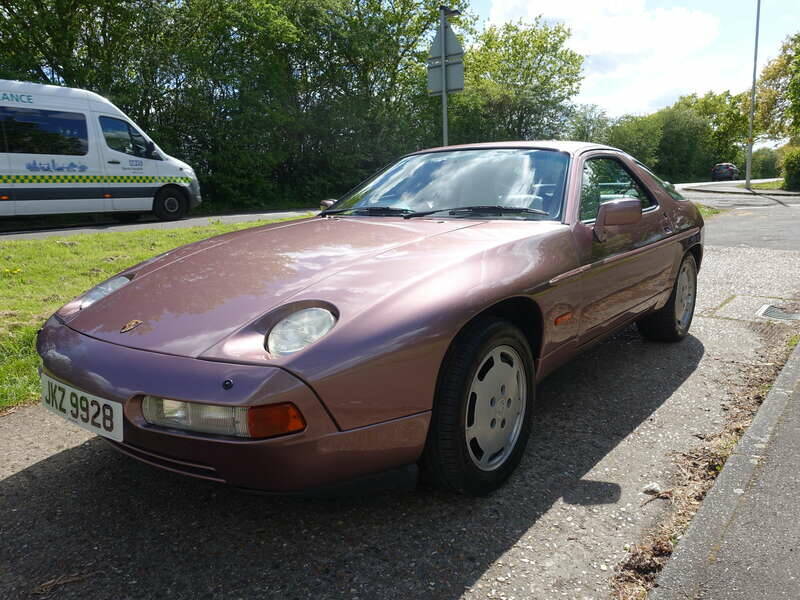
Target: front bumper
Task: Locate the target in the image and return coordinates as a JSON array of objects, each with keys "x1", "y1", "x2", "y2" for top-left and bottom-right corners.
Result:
[{"x1": 37, "y1": 317, "x2": 429, "y2": 492}]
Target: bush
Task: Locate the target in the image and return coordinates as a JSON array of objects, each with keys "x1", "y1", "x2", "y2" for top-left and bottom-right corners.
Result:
[{"x1": 782, "y1": 147, "x2": 800, "y2": 190}]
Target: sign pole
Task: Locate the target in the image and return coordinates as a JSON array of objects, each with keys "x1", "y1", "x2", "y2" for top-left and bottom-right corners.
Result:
[{"x1": 440, "y1": 6, "x2": 448, "y2": 146}]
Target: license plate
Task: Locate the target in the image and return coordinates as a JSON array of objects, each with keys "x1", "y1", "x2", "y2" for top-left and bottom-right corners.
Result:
[{"x1": 40, "y1": 373, "x2": 123, "y2": 442}]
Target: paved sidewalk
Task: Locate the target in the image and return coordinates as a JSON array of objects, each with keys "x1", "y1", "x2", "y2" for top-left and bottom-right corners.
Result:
[{"x1": 652, "y1": 342, "x2": 800, "y2": 599}]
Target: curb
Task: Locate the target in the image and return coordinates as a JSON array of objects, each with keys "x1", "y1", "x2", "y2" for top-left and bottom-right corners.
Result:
[
  {"x1": 681, "y1": 186, "x2": 800, "y2": 197},
  {"x1": 651, "y1": 342, "x2": 800, "y2": 599}
]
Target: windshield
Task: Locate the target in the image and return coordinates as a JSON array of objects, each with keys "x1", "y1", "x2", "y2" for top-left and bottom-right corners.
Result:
[{"x1": 333, "y1": 149, "x2": 570, "y2": 220}]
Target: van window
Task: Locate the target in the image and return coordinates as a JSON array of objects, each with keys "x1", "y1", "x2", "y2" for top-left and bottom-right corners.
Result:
[
  {"x1": 99, "y1": 116, "x2": 159, "y2": 159},
  {"x1": 0, "y1": 107, "x2": 88, "y2": 155}
]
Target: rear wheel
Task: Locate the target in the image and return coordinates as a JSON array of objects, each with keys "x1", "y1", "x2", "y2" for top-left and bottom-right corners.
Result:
[
  {"x1": 637, "y1": 253, "x2": 697, "y2": 342},
  {"x1": 422, "y1": 317, "x2": 534, "y2": 496},
  {"x1": 153, "y1": 187, "x2": 187, "y2": 221}
]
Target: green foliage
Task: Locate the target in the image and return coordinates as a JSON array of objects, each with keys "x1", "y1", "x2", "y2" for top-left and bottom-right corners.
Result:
[
  {"x1": 567, "y1": 104, "x2": 611, "y2": 143},
  {"x1": 751, "y1": 148, "x2": 780, "y2": 179},
  {"x1": 757, "y1": 33, "x2": 800, "y2": 138},
  {"x1": 448, "y1": 20, "x2": 583, "y2": 143},
  {"x1": 606, "y1": 114, "x2": 662, "y2": 169},
  {"x1": 781, "y1": 147, "x2": 800, "y2": 190},
  {"x1": 0, "y1": 1, "x2": 585, "y2": 210}
]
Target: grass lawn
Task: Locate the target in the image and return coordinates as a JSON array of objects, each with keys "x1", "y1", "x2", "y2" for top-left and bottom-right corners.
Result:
[
  {"x1": 747, "y1": 179, "x2": 784, "y2": 190},
  {"x1": 0, "y1": 215, "x2": 309, "y2": 411},
  {"x1": 695, "y1": 203, "x2": 722, "y2": 218}
]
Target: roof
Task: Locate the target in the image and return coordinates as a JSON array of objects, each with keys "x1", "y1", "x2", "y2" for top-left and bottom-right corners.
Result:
[
  {"x1": 0, "y1": 78, "x2": 113, "y2": 106},
  {"x1": 411, "y1": 140, "x2": 625, "y2": 156}
]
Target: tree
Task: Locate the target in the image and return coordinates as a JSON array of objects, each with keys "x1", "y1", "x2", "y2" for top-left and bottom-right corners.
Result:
[
  {"x1": 567, "y1": 104, "x2": 610, "y2": 143},
  {"x1": 606, "y1": 114, "x2": 662, "y2": 169},
  {"x1": 756, "y1": 33, "x2": 800, "y2": 138},
  {"x1": 448, "y1": 19, "x2": 583, "y2": 143}
]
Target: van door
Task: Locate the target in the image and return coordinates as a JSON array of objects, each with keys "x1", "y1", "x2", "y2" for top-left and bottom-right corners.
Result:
[
  {"x1": 0, "y1": 116, "x2": 10, "y2": 215},
  {"x1": 4, "y1": 105, "x2": 105, "y2": 215},
  {"x1": 96, "y1": 114, "x2": 160, "y2": 212}
]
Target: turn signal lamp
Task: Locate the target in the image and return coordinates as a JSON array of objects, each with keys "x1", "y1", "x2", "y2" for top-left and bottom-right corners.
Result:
[{"x1": 142, "y1": 396, "x2": 306, "y2": 438}]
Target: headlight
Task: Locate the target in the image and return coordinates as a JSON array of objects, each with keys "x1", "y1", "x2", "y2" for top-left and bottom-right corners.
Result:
[
  {"x1": 267, "y1": 307, "x2": 336, "y2": 356},
  {"x1": 80, "y1": 275, "x2": 131, "y2": 309},
  {"x1": 142, "y1": 396, "x2": 306, "y2": 438}
]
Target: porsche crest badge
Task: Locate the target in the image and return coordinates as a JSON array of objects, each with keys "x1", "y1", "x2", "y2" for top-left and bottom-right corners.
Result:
[{"x1": 120, "y1": 319, "x2": 143, "y2": 333}]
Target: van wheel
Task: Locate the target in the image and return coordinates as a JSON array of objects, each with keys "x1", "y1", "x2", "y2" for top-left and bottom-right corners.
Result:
[
  {"x1": 422, "y1": 316, "x2": 534, "y2": 496},
  {"x1": 153, "y1": 187, "x2": 187, "y2": 221}
]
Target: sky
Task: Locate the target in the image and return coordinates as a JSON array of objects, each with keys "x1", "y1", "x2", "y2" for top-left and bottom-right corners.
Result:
[{"x1": 469, "y1": 0, "x2": 800, "y2": 117}]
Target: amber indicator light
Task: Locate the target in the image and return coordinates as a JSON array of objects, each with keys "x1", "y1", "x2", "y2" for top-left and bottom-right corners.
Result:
[
  {"x1": 248, "y1": 403, "x2": 306, "y2": 438},
  {"x1": 103, "y1": 193, "x2": 113, "y2": 198},
  {"x1": 0, "y1": 195, "x2": 9, "y2": 201},
  {"x1": 554, "y1": 312, "x2": 573, "y2": 326}
]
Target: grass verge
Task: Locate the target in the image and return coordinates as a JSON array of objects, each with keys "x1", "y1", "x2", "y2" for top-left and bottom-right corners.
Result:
[
  {"x1": 0, "y1": 215, "x2": 309, "y2": 411},
  {"x1": 747, "y1": 179, "x2": 784, "y2": 191},
  {"x1": 611, "y1": 323, "x2": 799, "y2": 599},
  {"x1": 695, "y1": 203, "x2": 722, "y2": 218}
]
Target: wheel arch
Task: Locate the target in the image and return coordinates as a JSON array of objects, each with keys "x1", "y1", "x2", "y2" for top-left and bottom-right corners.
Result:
[
  {"x1": 155, "y1": 182, "x2": 189, "y2": 206},
  {"x1": 445, "y1": 296, "x2": 545, "y2": 369},
  {"x1": 687, "y1": 243, "x2": 703, "y2": 271}
]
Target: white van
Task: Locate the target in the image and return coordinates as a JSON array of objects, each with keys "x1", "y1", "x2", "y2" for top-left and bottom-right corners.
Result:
[{"x1": 0, "y1": 80, "x2": 200, "y2": 220}]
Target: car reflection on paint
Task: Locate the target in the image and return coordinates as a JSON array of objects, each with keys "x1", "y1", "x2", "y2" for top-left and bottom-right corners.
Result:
[{"x1": 37, "y1": 142, "x2": 703, "y2": 496}]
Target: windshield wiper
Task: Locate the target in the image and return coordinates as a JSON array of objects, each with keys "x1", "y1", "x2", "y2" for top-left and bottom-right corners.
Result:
[
  {"x1": 320, "y1": 206, "x2": 417, "y2": 217},
  {"x1": 403, "y1": 205, "x2": 549, "y2": 219}
]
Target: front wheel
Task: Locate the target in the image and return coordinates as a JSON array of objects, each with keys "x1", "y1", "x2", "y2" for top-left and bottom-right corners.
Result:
[
  {"x1": 637, "y1": 253, "x2": 697, "y2": 342},
  {"x1": 153, "y1": 187, "x2": 188, "y2": 221},
  {"x1": 422, "y1": 317, "x2": 534, "y2": 496}
]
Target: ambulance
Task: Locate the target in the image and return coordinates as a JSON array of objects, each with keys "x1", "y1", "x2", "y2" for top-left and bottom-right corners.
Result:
[{"x1": 0, "y1": 80, "x2": 201, "y2": 220}]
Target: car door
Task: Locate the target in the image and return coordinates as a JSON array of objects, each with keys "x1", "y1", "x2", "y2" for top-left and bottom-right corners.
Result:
[
  {"x1": 572, "y1": 153, "x2": 676, "y2": 344},
  {"x1": 96, "y1": 114, "x2": 160, "y2": 211}
]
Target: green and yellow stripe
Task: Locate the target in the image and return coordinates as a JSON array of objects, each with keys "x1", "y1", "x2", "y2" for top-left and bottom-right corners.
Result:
[{"x1": 0, "y1": 174, "x2": 192, "y2": 184}]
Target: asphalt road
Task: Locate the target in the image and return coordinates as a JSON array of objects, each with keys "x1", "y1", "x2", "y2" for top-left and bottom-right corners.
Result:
[{"x1": 1, "y1": 191, "x2": 799, "y2": 599}]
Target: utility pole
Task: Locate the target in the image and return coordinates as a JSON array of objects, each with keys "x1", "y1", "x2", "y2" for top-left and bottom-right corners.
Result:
[{"x1": 745, "y1": 0, "x2": 761, "y2": 190}]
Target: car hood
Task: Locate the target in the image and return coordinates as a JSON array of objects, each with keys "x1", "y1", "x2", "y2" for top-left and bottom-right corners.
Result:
[{"x1": 64, "y1": 217, "x2": 490, "y2": 357}]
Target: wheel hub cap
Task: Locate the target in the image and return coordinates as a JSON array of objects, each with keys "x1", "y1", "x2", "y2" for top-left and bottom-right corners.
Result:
[{"x1": 465, "y1": 345, "x2": 527, "y2": 471}]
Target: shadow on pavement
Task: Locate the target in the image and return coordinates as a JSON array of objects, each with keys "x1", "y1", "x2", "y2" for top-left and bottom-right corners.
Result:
[{"x1": 0, "y1": 327, "x2": 704, "y2": 599}]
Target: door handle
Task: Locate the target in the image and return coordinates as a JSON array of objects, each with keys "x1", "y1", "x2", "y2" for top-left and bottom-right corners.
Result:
[{"x1": 107, "y1": 160, "x2": 120, "y2": 165}]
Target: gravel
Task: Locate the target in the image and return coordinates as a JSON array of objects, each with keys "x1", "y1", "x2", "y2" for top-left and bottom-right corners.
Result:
[{"x1": 1, "y1": 209, "x2": 798, "y2": 599}]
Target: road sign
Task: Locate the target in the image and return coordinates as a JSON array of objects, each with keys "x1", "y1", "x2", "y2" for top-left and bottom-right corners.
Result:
[
  {"x1": 426, "y1": 22, "x2": 464, "y2": 95},
  {"x1": 427, "y1": 7, "x2": 464, "y2": 145}
]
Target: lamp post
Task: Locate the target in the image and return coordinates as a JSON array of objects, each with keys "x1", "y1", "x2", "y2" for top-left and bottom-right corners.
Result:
[{"x1": 745, "y1": 0, "x2": 761, "y2": 190}]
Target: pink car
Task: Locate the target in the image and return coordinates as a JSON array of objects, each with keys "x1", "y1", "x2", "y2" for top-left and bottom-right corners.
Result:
[{"x1": 38, "y1": 142, "x2": 703, "y2": 496}]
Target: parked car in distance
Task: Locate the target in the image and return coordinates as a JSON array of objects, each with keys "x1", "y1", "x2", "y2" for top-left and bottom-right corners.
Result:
[
  {"x1": 38, "y1": 142, "x2": 704, "y2": 496},
  {"x1": 0, "y1": 79, "x2": 200, "y2": 221},
  {"x1": 711, "y1": 162, "x2": 740, "y2": 181}
]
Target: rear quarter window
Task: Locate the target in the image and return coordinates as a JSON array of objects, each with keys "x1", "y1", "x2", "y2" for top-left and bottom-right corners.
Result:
[{"x1": 0, "y1": 107, "x2": 88, "y2": 155}]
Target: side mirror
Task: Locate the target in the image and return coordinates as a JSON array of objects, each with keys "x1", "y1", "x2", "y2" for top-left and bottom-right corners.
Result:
[
  {"x1": 319, "y1": 199, "x2": 336, "y2": 211},
  {"x1": 594, "y1": 198, "x2": 642, "y2": 242}
]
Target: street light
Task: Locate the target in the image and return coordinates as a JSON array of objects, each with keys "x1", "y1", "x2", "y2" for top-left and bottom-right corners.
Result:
[{"x1": 745, "y1": 0, "x2": 761, "y2": 190}]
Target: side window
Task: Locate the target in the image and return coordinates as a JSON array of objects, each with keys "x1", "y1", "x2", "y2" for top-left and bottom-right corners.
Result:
[
  {"x1": 637, "y1": 162, "x2": 686, "y2": 201},
  {"x1": 580, "y1": 157, "x2": 654, "y2": 221},
  {"x1": 99, "y1": 116, "x2": 158, "y2": 159},
  {"x1": 0, "y1": 107, "x2": 88, "y2": 155}
]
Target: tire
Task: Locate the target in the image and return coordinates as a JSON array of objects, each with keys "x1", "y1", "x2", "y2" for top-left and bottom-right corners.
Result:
[
  {"x1": 422, "y1": 316, "x2": 535, "y2": 496},
  {"x1": 153, "y1": 187, "x2": 188, "y2": 221},
  {"x1": 637, "y1": 253, "x2": 698, "y2": 342}
]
